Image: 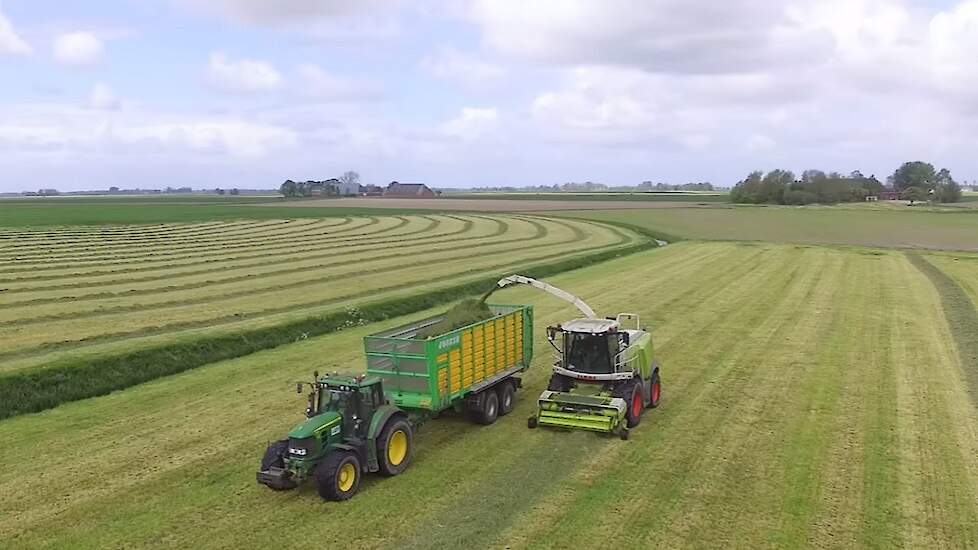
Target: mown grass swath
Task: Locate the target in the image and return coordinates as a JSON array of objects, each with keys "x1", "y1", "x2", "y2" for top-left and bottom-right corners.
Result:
[{"x1": 0, "y1": 218, "x2": 661, "y2": 419}]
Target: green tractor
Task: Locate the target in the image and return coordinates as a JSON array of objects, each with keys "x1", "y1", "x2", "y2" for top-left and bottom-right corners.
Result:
[
  {"x1": 257, "y1": 373, "x2": 413, "y2": 501},
  {"x1": 528, "y1": 313, "x2": 661, "y2": 439}
]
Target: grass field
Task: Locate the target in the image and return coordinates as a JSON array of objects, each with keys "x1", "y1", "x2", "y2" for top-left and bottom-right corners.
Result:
[
  {"x1": 559, "y1": 206, "x2": 978, "y2": 251},
  {"x1": 3, "y1": 242, "x2": 978, "y2": 548},
  {"x1": 0, "y1": 214, "x2": 638, "y2": 375}
]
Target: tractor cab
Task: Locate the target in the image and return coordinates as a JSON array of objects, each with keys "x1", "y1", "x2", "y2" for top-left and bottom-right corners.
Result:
[{"x1": 307, "y1": 374, "x2": 386, "y2": 438}]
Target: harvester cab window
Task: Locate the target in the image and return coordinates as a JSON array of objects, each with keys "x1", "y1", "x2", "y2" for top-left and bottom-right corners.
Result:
[{"x1": 565, "y1": 332, "x2": 614, "y2": 374}]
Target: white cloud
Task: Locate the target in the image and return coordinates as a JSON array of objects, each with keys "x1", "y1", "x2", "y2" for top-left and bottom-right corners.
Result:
[
  {"x1": 295, "y1": 64, "x2": 382, "y2": 102},
  {"x1": 421, "y1": 48, "x2": 505, "y2": 86},
  {"x1": 441, "y1": 107, "x2": 499, "y2": 140},
  {"x1": 468, "y1": 0, "x2": 830, "y2": 74},
  {"x1": 0, "y1": 103, "x2": 298, "y2": 157},
  {"x1": 52, "y1": 32, "x2": 104, "y2": 66},
  {"x1": 89, "y1": 83, "x2": 121, "y2": 110},
  {"x1": 0, "y1": 6, "x2": 30, "y2": 55},
  {"x1": 183, "y1": 0, "x2": 386, "y2": 24},
  {"x1": 207, "y1": 52, "x2": 282, "y2": 93}
]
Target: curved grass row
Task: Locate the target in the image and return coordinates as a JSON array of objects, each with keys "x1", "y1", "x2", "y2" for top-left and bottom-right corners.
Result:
[
  {"x1": 0, "y1": 215, "x2": 469, "y2": 286},
  {"x1": 0, "y1": 219, "x2": 269, "y2": 243},
  {"x1": 0, "y1": 216, "x2": 386, "y2": 266},
  {"x1": 0, "y1": 216, "x2": 547, "y2": 323},
  {"x1": 0, "y1": 218, "x2": 331, "y2": 253},
  {"x1": 0, "y1": 218, "x2": 623, "y2": 354},
  {"x1": 0, "y1": 218, "x2": 345, "y2": 259},
  {"x1": 0, "y1": 216, "x2": 495, "y2": 305}
]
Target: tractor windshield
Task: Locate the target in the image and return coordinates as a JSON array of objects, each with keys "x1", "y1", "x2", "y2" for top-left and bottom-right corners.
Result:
[
  {"x1": 565, "y1": 333, "x2": 615, "y2": 374},
  {"x1": 320, "y1": 389, "x2": 352, "y2": 414}
]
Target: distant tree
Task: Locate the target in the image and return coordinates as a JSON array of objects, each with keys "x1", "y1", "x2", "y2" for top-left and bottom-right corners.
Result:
[
  {"x1": 934, "y1": 168, "x2": 962, "y2": 203},
  {"x1": 849, "y1": 170, "x2": 865, "y2": 179},
  {"x1": 889, "y1": 161, "x2": 936, "y2": 191},
  {"x1": 730, "y1": 171, "x2": 765, "y2": 204},
  {"x1": 230, "y1": 188, "x2": 240, "y2": 196},
  {"x1": 280, "y1": 180, "x2": 299, "y2": 197},
  {"x1": 800, "y1": 169, "x2": 827, "y2": 184},
  {"x1": 340, "y1": 171, "x2": 360, "y2": 187},
  {"x1": 759, "y1": 169, "x2": 793, "y2": 204},
  {"x1": 216, "y1": 188, "x2": 225, "y2": 195}
]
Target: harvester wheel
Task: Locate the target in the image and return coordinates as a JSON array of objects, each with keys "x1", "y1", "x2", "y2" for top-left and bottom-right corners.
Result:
[
  {"x1": 623, "y1": 383, "x2": 644, "y2": 428},
  {"x1": 378, "y1": 417, "x2": 413, "y2": 477},
  {"x1": 472, "y1": 390, "x2": 499, "y2": 425},
  {"x1": 649, "y1": 370, "x2": 662, "y2": 409},
  {"x1": 497, "y1": 382, "x2": 516, "y2": 416},
  {"x1": 315, "y1": 451, "x2": 361, "y2": 501}
]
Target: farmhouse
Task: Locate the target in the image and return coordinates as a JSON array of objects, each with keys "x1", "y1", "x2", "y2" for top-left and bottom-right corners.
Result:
[
  {"x1": 384, "y1": 181, "x2": 436, "y2": 198},
  {"x1": 359, "y1": 184, "x2": 383, "y2": 196}
]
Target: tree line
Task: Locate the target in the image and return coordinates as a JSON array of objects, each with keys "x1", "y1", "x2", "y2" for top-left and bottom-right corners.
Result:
[{"x1": 731, "y1": 161, "x2": 962, "y2": 205}]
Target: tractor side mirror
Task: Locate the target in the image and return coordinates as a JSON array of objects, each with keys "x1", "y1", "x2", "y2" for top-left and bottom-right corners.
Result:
[{"x1": 296, "y1": 382, "x2": 303, "y2": 394}]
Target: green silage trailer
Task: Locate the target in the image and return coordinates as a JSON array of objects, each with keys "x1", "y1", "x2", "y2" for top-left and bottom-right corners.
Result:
[{"x1": 364, "y1": 304, "x2": 534, "y2": 422}]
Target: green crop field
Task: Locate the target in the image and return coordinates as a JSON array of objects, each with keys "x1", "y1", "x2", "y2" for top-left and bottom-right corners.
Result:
[
  {"x1": 3, "y1": 241, "x2": 978, "y2": 548},
  {"x1": 3, "y1": 199, "x2": 978, "y2": 549},
  {"x1": 558, "y1": 206, "x2": 978, "y2": 251}
]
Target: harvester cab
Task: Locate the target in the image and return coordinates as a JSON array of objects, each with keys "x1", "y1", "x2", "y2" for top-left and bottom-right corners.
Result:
[{"x1": 480, "y1": 275, "x2": 661, "y2": 440}]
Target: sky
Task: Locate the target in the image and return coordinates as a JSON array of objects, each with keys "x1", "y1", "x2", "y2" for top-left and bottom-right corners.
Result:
[{"x1": 1, "y1": 0, "x2": 977, "y2": 191}]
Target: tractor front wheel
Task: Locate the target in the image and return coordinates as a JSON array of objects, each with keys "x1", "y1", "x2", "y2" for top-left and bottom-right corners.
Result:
[
  {"x1": 315, "y1": 451, "x2": 361, "y2": 501},
  {"x1": 260, "y1": 440, "x2": 288, "y2": 470},
  {"x1": 378, "y1": 417, "x2": 413, "y2": 477}
]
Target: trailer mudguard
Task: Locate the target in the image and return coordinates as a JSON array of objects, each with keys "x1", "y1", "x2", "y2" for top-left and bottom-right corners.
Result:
[{"x1": 365, "y1": 405, "x2": 407, "y2": 471}]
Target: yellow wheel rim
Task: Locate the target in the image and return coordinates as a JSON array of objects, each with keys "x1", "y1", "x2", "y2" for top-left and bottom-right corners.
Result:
[
  {"x1": 388, "y1": 430, "x2": 408, "y2": 466},
  {"x1": 338, "y1": 462, "x2": 357, "y2": 492}
]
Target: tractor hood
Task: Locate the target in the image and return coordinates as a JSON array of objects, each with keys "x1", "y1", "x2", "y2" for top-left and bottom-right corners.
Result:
[{"x1": 288, "y1": 411, "x2": 341, "y2": 439}]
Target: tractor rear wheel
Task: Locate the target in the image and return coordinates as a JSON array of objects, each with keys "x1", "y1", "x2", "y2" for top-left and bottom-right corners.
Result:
[
  {"x1": 471, "y1": 390, "x2": 499, "y2": 425},
  {"x1": 497, "y1": 382, "x2": 516, "y2": 416},
  {"x1": 315, "y1": 451, "x2": 361, "y2": 501},
  {"x1": 377, "y1": 417, "x2": 413, "y2": 477},
  {"x1": 649, "y1": 370, "x2": 662, "y2": 409}
]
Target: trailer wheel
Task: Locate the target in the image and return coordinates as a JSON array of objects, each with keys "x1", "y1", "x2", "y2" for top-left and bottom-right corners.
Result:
[
  {"x1": 377, "y1": 417, "x2": 413, "y2": 477},
  {"x1": 497, "y1": 382, "x2": 516, "y2": 416},
  {"x1": 472, "y1": 390, "x2": 499, "y2": 425},
  {"x1": 315, "y1": 451, "x2": 361, "y2": 501},
  {"x1": 649, "y1": 370, "x2": 662, "y2": 409}
]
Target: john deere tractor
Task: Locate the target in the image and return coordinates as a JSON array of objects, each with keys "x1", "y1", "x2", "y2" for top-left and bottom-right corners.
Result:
[
  {"x1": 482, "y1": 275, "x2": 662, "y2": 440},
  {"x1": 257, "y1": 373, "x2": 413, "y2": 501}
]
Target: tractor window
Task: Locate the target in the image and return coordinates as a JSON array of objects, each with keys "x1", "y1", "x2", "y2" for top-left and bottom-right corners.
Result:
[{"x1": 565, "y1": 333, "x2": 613, "y2": 374}]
